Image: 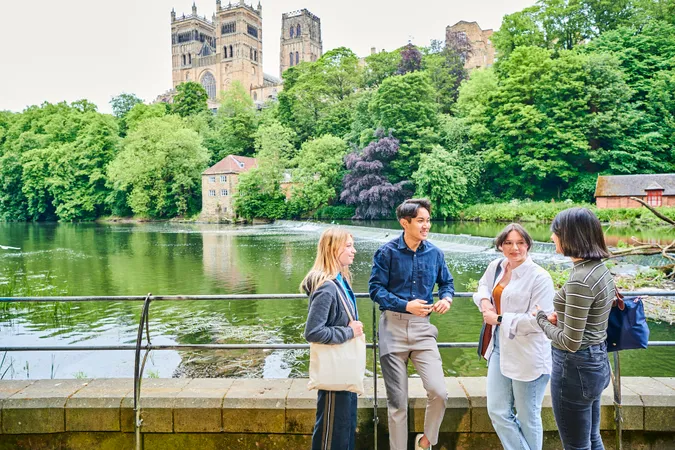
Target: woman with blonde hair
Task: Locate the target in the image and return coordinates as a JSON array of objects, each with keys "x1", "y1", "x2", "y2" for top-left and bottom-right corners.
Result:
[{"x1": 302, "y1": 228, "x2": 363, "y2": 450}]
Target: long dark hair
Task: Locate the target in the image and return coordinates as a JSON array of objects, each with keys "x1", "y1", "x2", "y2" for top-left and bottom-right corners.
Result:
[{"x1": 551, "y1": 207, "x2": 610, "y2": 260}]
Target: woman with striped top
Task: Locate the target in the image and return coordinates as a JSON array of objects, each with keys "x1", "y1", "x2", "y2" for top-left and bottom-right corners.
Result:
[{"x1": 536, "y1": 208, "x2": 616, "y2": 450}]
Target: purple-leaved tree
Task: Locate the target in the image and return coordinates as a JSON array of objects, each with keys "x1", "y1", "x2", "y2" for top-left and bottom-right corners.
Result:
[
  {"x1": 340, "y1": 130, "x2": 412, "y2": 219},
  {"x1": 397, "y1": 43, "x2": 422, "y2": 74}
]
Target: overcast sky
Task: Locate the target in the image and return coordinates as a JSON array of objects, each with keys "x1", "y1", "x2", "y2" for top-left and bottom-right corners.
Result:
[{"x1": 0, "y1": 0, "x2": 536, "y2": 114}]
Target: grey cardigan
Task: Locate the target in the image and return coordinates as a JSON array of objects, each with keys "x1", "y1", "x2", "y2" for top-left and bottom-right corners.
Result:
[{"x1": 304, "y1": 280, "x2": 356, "y2": 345}]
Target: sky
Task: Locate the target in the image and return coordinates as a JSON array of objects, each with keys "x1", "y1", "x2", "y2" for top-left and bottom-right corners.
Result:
[{"x1": 0, "y1": 0, "x2": 536, "y2": 114}]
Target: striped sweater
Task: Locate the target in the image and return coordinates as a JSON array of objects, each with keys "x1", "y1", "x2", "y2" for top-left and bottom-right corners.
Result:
[{"x1": 537, "y1": 259, "x2": 615, "y2": 352}]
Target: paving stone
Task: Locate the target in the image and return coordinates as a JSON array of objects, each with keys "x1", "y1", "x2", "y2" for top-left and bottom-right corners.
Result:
[
  {"x1": 173, "y1": 378, "x2": 232, "y2": 433},
  {"x1": 622, "y1": 377, "x2": 675, "y2": 431},
  {"x1": 2, "y1": 379, "x2": 89, "y2": 434},
  {"x1": 66, "y1": 378, "x2": 132, "y2": 432},
  {"x1": 121, "y1": 378, "x2": 190, "y2": 433},
  {"x1": 0, "y1": 380, "x2": 35, "y2": 435},
  {"x1": 222, "y1": 379, "x2": 292, "y2": 433},
  {"x1": 285, "y1": 379, "x2": 317, "y2": 435},
  {"x1": 457, "y1": 377, "x2": 491, "y2": 433}
]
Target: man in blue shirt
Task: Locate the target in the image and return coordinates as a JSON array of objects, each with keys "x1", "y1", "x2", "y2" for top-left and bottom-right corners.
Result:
[{"x1": 369, "y1": 198, "x2": 454, "y2": 450}]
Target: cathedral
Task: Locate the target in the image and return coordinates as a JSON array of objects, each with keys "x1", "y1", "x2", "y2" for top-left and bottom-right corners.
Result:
[{"x1": 168, "y1": 1, "x2": 322, "y2": 107}]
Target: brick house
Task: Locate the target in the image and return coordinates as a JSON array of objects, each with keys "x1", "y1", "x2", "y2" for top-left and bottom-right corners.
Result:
[
  {"x1": 201, "y1": 155, "x2": 258, "y2": 220},
  {"x1": 594, "y1": 174, "x2": 675, "y2": 208}
]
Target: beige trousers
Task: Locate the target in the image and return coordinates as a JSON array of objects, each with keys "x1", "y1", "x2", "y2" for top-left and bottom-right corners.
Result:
[{"x1": 379, "y1": 311, "x2": 448, "y2": 450}]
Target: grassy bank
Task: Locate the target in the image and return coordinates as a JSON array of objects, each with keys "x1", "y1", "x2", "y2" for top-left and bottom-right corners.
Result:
[{"x1": 460, "y1": 200, "x2": 675, "y2": 225}]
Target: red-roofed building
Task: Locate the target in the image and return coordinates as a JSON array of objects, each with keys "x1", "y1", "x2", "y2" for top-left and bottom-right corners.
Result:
[
  {"x1": 201, "y1": 155, "x2": 258, "y2": 220},
  {"x1": 594, "y1": 174, "x2": 675, "y2": 208}
]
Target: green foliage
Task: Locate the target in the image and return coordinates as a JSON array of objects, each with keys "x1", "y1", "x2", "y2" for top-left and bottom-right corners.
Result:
[
  {"x1": 312, "y1": 205, "x2": 356, "y2": 220},
  {"x1": 362, "y1": 49, "x2": 401, "y2": 87},
  {"x1": 287, "y1": 135, "x2": 348, "y2": 217},
  {"x1": 125, "y1": 103, "x2": 168, "y2": 132},
  {"x1": 110, "y1": 93, "x2": 143, "y2": 136},
  {"x1": 107, "y1": 115, "x2": 208, "y2": 218},
  {"x1": 413, "y1": 145, "x2": 470, "y2": 219},
  {"x1": 205, "y1": 81, "x2": 257, "y2": 163},
  {"x1": 369, "y1": 71, "x2": 439, "y2": 179},
  {"x1": 173, "y1": 82, "x2": 209, "y2": 117}
]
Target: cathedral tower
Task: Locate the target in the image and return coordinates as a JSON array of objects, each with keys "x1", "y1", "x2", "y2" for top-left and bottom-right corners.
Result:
[{"x1": 280, "y1": 9, "x2": 322, "y2": 75}]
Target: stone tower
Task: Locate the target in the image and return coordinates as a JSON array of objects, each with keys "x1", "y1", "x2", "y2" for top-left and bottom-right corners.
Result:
[
  {"x1": 171, "y1": 1, "x2": 265, "y2": 104},
  {"x1": 280, "y1": 9, "x2": 322, "y2": 75}
]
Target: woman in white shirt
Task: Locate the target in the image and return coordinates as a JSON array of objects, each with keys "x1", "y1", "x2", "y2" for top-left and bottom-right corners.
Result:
[{"x1": 474, "y1": 223, "x2": 555, "y2": 450}]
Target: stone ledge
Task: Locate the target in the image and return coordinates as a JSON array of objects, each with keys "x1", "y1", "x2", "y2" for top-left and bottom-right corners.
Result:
[{"x1": 0, "y1": 377, "x2": 674, "y2": 436}]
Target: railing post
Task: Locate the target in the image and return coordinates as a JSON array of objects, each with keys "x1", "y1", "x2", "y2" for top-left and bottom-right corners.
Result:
[
  {"x1": 612, "y1": 351, "x2": 623, "y2": 450},
  {"x1": 372, "y1": 301, "x2": 379, "y2": 450},
  {"x1": 134, "y1": 293, "x2": 153, "y2": 450}
]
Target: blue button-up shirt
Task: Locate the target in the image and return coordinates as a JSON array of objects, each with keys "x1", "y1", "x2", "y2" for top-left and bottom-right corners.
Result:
[{"x1": 369, "y1": 233, "x2": 454, "y2": 313}]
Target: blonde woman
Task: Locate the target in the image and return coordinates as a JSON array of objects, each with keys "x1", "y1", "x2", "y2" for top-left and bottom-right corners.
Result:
[{"x1": 302, "y1": 228, "x2": 362, "y2": 450}]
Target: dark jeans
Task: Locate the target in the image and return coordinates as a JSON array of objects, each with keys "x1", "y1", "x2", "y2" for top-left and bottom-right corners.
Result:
[
  {"x1": 311, "y1": 389, "x2": 357, "y2": 450},
  {"x1": 551, "y1": 343, "x2": 610, "y2": 450}
]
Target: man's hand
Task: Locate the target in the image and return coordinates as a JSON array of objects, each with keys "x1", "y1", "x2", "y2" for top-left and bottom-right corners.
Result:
[
  {"x1": 349, "y1": 320, "x2": 364, "y2": 337},
  {"x1": 480, "y1": 298, "x2": 496, "y2": 313},
  {"x1": 406, "y1": 299, "x2": 433, "y2": 317},
  {"x1": 482, "y1": 310, "x2": 500, "y2": 326},
  {"x1": 432, "y1": 298, "x2": 452, "y2": 314}
]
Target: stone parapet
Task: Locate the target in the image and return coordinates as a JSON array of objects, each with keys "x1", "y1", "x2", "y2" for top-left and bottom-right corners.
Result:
[{"x1": 0, "y1": 377, "x2": 674, "y2": 449}]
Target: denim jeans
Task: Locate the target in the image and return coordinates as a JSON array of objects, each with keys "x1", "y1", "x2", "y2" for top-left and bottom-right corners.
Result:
[
  {"x1": 551, "y1": 343, "x2": 610, "y2": 450},
  {"x1": 311, "y1": 389, "x2": 357, "y2": 450},
  {"x1": 487, "y1": 330, "x2": 550, "y2": 450}
]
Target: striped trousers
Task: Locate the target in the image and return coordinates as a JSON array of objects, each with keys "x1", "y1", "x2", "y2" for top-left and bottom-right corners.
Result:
[{"x1": 311, "y1": 389, "x2": 357, "y2": 450}]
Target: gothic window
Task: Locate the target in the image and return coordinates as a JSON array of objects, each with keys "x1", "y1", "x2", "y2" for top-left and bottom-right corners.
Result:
[
  {"x1": 182, "y1": 54, "x2": 186, "y2": 65},
  {"x1": 221, "y1": 21, "x2": 236, "y2": 35},
  {"x1": 201, "y1": 72, "x2": 217, "y2": 100},
  {"x1": 247, "y1": 24, "x2": 258, "y2": 38},
  {"x1": 188, "y1": 53, "x2": 192, "y2": 64},
  {"x1": 290, "y1": 26, "x2": 294, "y2": 38},
  {"x1": 254, "y1": 50, "x2": 258, "y2": 61},
  {"x1": 290, "y1": 52, "x2": 294, "y2": 66},
  {"x1": 295, "y1": 51, "x2": 299, "y2": 65},
  {"x1": 229, "y1": 45, "x2": 233, "y2": 58},
  {"x1": 250, "y1": 48, "x2": 253, "y2": 60},
  {"x1": 223, "y1": 46, "x2": 228, "y2": 58},
  {"x1": 297, "y1": 24, "x2": 301, "y2": 36}
]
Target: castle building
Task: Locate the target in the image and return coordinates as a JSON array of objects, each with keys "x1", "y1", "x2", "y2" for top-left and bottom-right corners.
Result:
[
  {"x1": 169, "y1": 1, "x2": 322, "y2": 107},
  {"x1": 279, "y1": 9, "x2": 323, "y2": 74},
  {"x1": 446, "y1": 21, "x2": 495, "y2": 70}
]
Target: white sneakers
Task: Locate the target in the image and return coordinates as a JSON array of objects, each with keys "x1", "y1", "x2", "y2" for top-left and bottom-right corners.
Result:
[{"x1": 414, "y1": 433, "x2": 432, "y2": 450}]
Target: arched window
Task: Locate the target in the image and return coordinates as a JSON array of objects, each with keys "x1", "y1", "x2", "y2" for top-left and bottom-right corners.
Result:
[
  {"x1": 297, "y1": 24, "x2": 301, "y2": 36},
  {"x1": 182, "y1": 54, "x2": 186, "y2": 65},
  {"x1": 201, "y1": 72, "x2": 216, "y2": 100},
  {"x1": 188, "y1": 53, "x2": 192, "y2": 64},
  {"x1": 290, "y1": 26, "x2": 294, "y2": 38},
  {"x1": 229, "y1": 45, "x2": 233, "y2": 58},
  {"x1": 295, "y1": 51, "x2": 299, "y2": 65},
  {"x1": 223, "y1": 46, "x2": 228, "y2": 58},
  {"x1": 289, "y1": 52, "x2": 294, "y2": 66},
  {"x1": 254, "y1": 50, "x2": 257, "y2": 61}
]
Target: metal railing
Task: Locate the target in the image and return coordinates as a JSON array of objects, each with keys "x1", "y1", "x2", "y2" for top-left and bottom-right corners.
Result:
[{"x1": 1, "y1": 291, "x2": 674, "y2": 450}]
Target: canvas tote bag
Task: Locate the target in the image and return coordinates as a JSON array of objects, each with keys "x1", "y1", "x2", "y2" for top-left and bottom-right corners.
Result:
[{"x1": 308, "y1": 280, "x2": 366, "y2": 395}]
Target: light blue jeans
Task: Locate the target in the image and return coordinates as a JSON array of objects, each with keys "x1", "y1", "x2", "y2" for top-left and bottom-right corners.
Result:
[{"x1": 487, "y1": 329, "x2": 550, "y2": 450}]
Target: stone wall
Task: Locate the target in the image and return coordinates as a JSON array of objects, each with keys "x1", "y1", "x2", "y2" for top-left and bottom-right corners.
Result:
[{"x1": 1, "y1": 377, "x2": 674, "y2": 449}]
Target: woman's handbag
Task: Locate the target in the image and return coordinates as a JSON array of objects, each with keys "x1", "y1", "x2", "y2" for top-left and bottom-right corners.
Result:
[
  {"x1": 477, "y1": 259, "x2": 504, "y2": 360},
  {"x1": 308, "y1": 281, "x2": 366, "y2": 394},
  {"x1": 606, "y1": 290, "x2": 649, "y2": 352}
]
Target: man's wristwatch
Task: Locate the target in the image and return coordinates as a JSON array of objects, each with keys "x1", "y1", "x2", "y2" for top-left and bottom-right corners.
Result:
[{"x1": 497, "y1": 315, "x2": 502, "y2": 324}]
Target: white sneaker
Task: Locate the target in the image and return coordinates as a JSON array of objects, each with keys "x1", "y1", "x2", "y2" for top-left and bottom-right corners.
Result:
[{"x1": 414, "y1": 433, "x2": 431, "y2": 450}]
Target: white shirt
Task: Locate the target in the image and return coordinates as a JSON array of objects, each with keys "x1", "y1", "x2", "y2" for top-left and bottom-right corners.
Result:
[{"x1": 473, "y1": 256, "x2": 555, "y2": 382}]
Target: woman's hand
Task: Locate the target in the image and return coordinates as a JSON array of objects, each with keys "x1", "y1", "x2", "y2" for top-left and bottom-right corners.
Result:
[
  {"x1": 482, "y1": 310, "x2": 500, "y2": 326},
  {"x1": 532, "y1": 305, "x2": 558, "y2": 325},
  {"x1": 349, "y1": 320, "x2": 364, "y2": 337},
  {"x1": 480, "y1": 298, "x2": 496, "y2": 313}
]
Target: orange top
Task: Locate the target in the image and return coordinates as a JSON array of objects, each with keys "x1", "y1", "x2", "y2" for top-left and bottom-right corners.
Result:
[{"x1": 492, "y1": 283, "x2": 505, "y2": 315}]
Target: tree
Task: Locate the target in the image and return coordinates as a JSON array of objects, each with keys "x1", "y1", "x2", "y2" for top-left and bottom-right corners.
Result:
[
  {"x1": 362, "y1": 49, "x2": 401, "y2": 87},
  {"x1": 107, "y1": 115, "x2": 208, "y2": 218},
  {"x1": 413, "y1": 145, "x2": 470, "y2": 219},
  {"x1": 205, "y1": 81, "x2": 257, "y2": 163},
  {"x1": 110, "y1": 93, "x2": 143, "y2": 136},
  {"x1": 125, "y1": 103, "x2": 168, "y2": 132},
  {"x1": 233, "y1": 121, "x2": 293, "y2": 220},
  {"x1": 340, "y1": 130, "x2": 411, "y2": 219},
  {"x1": 369, "y1": 71, "x2": 439, "y2": 179},
  {"x1": 287, "y1": 135, "x2": 348, "y2": 216},
  {"x1": 492, "y1": 6, "x2": 547, "y2": 59},
  {"x1": 397, "y1": 43, "x2": 422, "y2": 74},
  {"x1": 173, "y1": 82, "x2": 209, "y2": 117}
]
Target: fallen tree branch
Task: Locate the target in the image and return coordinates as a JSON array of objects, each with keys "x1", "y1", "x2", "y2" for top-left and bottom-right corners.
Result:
[{"x1": 629, "y1": 196, "x2": 675, "y2": 225}]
